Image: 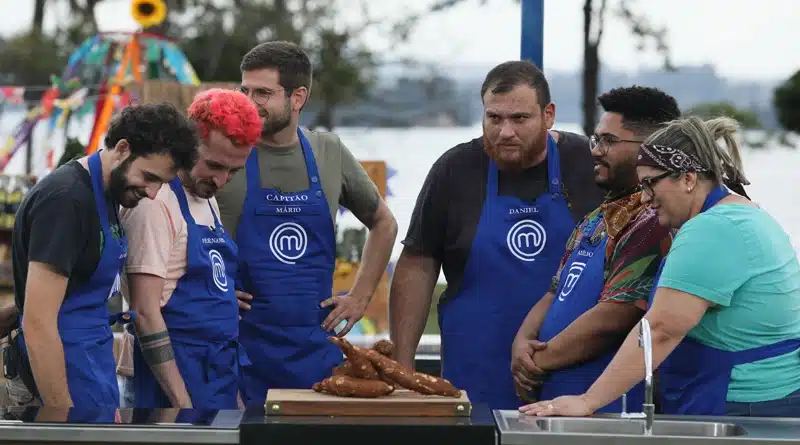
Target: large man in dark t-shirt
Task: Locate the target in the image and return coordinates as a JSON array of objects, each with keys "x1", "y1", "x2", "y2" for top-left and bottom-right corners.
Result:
[
  {"x1": 8, "y1": 103, "x2": 199, "y2": 408},
  {"x1": 389, "y1": 61, "x2": 604, "y2": 409}
]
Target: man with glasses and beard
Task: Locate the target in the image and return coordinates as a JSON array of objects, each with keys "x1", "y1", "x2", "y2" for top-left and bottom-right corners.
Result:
[
  {"x1": 215, "y1": 41, "x2": 398, "y2": 407},
  {"x1": 389, "y1": 60, "x2": 605, "y2": 410},
  {"x1": 115, "y1": 89, "x2": 262, "y2": 409},
  {"x1": 5, "y1": 103, "x2": 199, "y2": 408},
  {"x1": 512, "y1": 86, "x2": 679, "y2": 413}
]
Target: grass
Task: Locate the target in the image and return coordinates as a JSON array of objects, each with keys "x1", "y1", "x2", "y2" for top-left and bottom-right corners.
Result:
[{"x1": 423, "y1": 283, "x2": 447, "y2": 335}]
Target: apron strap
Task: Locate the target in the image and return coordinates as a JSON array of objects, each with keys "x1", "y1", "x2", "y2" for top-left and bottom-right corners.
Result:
[
  {"x1": 546, "y1": 132, "x2": 562, "y2": 195},
  {"x1": 731, "y1": 338, "x2": 800, "y2": 366}
]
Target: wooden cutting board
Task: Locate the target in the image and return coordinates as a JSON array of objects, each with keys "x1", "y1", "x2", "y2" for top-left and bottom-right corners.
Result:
[{"x1": 265, "y1": 389, "x2": 471, "y2": 417}]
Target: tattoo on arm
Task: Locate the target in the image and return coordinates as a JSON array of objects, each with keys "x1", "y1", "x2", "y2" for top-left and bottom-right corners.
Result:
[{"x1": 139, "y1": 330, "x2": 175, "y2": 365}]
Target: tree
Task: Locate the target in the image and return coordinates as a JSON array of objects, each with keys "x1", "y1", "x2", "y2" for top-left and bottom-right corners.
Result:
[
  {"x1": 774, "y1": 69, "x2": 800, "y2": 133},
  {"x1": 579, "y1": 0, "x2": 673, "y2": 135},
  {"x1": 0, "y1": 32, "x2": 67, "y2": 87},
  {"x1": 685, "y1": 102, "x2": 762, "y2": 130},
  {"x1": 32, "y1": 0, "x2": 47, "y2": 37},
  {"x1": 153, "y1": 0, "x2": 394, "y2": 129},
  {"x1": 406, "y1": 0, "x2": 672, "y2": 135}
]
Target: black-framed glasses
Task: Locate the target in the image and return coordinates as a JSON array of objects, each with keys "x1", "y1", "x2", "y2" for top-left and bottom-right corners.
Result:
[
  {"x1": 589, "y1": 134, "x2": 643, "y2": 155},
  {"x1": 640, "y1": 171, "x2": 677, "y2": 196},
  {"x1": 236, "y1": 86, "x2": 285, "y2": 105}
]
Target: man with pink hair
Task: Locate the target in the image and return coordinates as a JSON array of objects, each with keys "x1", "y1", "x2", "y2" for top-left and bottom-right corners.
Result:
[{"x1": 117, "y1": 88, "x2": 261, "y2": 408}]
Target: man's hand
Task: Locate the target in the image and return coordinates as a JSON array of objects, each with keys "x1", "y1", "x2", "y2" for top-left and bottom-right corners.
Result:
[
  {"x1": 511, "y1": 338, "x2": 548, "y2": 394},
  {"x1": 236, "y1": 290, "x2": 252, "y2": 320},
  {"x1": 320, "y1": 294, "x2": 370, "y2": 336},
  {"x1": 0, "y1": 304, "x2": 19, "y2": 338}
]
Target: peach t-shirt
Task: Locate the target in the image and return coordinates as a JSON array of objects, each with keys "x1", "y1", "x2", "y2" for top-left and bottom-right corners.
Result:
[{"x1": 115, "y1": 183, "x2": 222, "y2": 376}]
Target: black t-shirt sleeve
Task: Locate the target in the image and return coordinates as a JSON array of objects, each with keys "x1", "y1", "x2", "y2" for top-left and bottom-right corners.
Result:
[
  {"x1": 401, "y1": 154, "x2": 450, "y2": 261},
  {"x1": 27, "y1": 193, "x2": 89, "y2": 278}
]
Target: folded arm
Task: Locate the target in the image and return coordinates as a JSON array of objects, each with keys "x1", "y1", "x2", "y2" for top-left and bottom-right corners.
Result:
[{"x1": 534, "y1": 214, "x2": 670, "y2": 371}]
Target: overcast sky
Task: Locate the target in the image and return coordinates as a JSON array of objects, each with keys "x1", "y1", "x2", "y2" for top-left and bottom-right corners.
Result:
[{"x1": 2, "y1": 0, "x2": 797, "y2": 82}]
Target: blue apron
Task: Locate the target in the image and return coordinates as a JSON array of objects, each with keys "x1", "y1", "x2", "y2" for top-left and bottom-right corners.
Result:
[
  {"x1": 236, "y1": 129, "x2": 341, "y2": 406},
  {"x1": 438, "y1": 133, "x2": 575, "y2": 410},
  {"x1": 19, "y1": 151, "x2": 129, "y2": 408},
  {"x1": 649, "y1": 185, "x2": 800, "y2": 415},
  {"x1": 537, "y1": 211, "x2": 645, "y2": 412},
  {"x1": 133, "y1": 178, "x2": 241, "y2": 408}
]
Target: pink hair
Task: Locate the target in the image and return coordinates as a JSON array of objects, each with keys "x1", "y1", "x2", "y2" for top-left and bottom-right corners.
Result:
[{"x1": 188, "y1": 88, "x2": 261, "y2": 148}]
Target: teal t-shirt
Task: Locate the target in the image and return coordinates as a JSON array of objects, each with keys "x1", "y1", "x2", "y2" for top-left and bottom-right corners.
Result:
[{"x1": 658, "y1": 203, "x2": 800, "y2": 403}]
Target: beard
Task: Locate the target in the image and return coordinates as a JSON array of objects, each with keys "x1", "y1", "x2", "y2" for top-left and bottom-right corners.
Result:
[
  {"x1": 109, "y1": 157, "x2": 146, "y2": 209},
  {"x1": 184, "y1": 174, "x2": 217, "y2": 199},
  {"x1": 260, "y1": 101, "x2": 292, "y2": 137},
  {"x1": 594, "y1": 159, "x2": 638, "y2": 192},
  {"x1": 483, "y1": 128, "x2": 548, "y2": 171}
]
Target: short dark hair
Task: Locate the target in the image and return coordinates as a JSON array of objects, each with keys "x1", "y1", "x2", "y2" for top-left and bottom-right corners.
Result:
[
  {"x1": 597, "y1": 86, "x2": 681, "y2": 136},
  {"x1": 240, "y1": 41, "x2": 312, "y2": 93},
  {"x1": 480, "y1": 60, "x2": 551, "y2": 109},
  {"x1": 104, "y1": 103, "x2": 199, "y2": 172}
]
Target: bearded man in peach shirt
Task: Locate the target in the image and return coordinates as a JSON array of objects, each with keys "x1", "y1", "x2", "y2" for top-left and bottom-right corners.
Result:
[{"x1": 116, "y1": 89, "x2": 261, "y2": 408}]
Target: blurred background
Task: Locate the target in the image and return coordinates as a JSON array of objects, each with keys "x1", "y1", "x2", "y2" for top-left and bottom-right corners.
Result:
[{"x1": 0, "y1": 0, "x2": 798, "y2": 339}]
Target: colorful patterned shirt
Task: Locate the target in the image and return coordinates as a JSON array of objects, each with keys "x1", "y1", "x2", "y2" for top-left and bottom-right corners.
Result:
[{"x1": 550, "y1": 190, "x2": 672, "y2": 310}]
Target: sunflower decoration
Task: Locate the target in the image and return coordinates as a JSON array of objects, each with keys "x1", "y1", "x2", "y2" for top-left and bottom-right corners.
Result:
[{"x1": 131, "y1": 0, "x2": 167, "y2": 29}]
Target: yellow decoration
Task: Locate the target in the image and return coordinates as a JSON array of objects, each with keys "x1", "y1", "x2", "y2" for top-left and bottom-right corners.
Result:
[{"x1": 131, "y1": 0, "x2": 167, "y2": 29}]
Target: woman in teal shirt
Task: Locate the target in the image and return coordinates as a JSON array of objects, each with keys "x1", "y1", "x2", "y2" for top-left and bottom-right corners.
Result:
[{"x1": 519, "y1": 116, "x2": 800, "y2": 417}]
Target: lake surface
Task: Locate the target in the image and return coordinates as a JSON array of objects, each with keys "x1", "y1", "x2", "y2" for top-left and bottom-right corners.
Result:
[
  {"x1": 334, "y1": 124, "x2": 800, "y2": 268},
  {"x1": 2, "y1": 115, "x2": 798, "y2": 279}
]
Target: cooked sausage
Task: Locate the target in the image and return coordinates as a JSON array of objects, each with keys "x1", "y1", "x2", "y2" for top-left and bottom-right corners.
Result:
[
  {"x1": 329, "y1": 337, "x2": 380, "y2": 380},
  {"x1": 313, "y1": 375, "x2": 395, "y2": 398},
  {"x1": 371, "y1": 339, "x2": 395, "y2": 358},
  {"x1": 332, "y1": 360, "x2": 354, "y2": 376},
  {"x1": 360, "y1": 347, "x2": 462, "y2": 397}
]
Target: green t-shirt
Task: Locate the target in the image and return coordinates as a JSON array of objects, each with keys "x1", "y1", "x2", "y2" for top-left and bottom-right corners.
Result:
[
  {"x1": 216, "y1": 127, "x2": 380, "y2": 241},
  {"x1": 658, "y1": 203, "x2": 800, "y2": 403}
]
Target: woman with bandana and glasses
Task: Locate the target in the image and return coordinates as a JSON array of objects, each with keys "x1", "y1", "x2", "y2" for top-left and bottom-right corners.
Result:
[{"x1": 520, "y1": 116, "x2": 800, "y2": 418}]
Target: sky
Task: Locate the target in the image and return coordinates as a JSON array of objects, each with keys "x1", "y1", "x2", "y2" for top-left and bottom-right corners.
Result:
[{"x1": 1, "y1": 0, "x2": 798, "y2": 82}]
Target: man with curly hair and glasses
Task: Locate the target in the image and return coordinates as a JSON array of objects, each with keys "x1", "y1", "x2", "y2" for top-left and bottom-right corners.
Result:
[
  {"x1": 512, "y1": 86, "x2": 680, "y2": 413},
  {"x1": 6, "y1": 103, "x2": 199, "y2": 409},
  {"x1": 114, "y1": 89, "x2": 262, "y2": 409}
]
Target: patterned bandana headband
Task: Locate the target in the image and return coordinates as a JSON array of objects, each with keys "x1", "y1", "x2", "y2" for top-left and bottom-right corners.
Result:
[
  {"x1": 636, "y1": 144, "x2": 708, "y2": 173},
  {"x1": 637, "y1": 143, "x2": 751, "y2": 199}
]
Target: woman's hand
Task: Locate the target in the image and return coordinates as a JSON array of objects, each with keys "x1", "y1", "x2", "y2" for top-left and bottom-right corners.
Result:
[{"x1": 519, "y1": 394, "x2": 596, "y2": 417}]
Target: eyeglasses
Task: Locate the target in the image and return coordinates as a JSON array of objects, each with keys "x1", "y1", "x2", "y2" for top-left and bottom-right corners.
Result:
[
  {"x1": 589, "y1": 134, "x2": 643, "y2": 155},
  {"x1": 640, "y1": 171, "x2": 677, "y2": 196},
  {"x1": 236, "y1": 86, "x2": 285, "y2": 105}
]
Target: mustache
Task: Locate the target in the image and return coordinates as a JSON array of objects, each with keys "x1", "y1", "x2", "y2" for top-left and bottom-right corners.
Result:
[{"x1": 594, "y1": 160, "x2": 610, "y2": 168}]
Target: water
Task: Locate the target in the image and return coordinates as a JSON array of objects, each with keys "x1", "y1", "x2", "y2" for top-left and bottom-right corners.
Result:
[
  {"x1": 333, "y1": 123, "x2": 800, "y2": 267},
  {"x1": 2, "y1": 113, "x2": 798, "y2": 272}
]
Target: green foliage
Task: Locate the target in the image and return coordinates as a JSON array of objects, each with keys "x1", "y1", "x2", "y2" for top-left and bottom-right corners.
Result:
[
  {"x1": 774, "y1": 69, "x2": 800, "y2": 133},
  {"x1": 685, "y1": 102, "x2": 763, "y2": 130},
  {"x1": 11, "y1": 0, "x2": 416, "y2": 130},
  {"x1": 0, "y1": 32, "x2": 68, "y2": 86},
  {"x1": 57, "y1": 138, "x2": 86, "y2": 168}
]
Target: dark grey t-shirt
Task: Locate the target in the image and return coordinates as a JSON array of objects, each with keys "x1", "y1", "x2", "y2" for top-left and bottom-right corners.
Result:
[
  {"x1": 216, "y1": 128, "x2": 381, "y2": 240},
  {"x1": 402, "y1": 130, "x2": 605, "y2": 302}
]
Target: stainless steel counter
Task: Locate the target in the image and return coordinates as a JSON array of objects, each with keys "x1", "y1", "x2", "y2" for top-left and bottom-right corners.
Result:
[
  {"x1": 494, "y1": 410, "x2": 800, "y2": 444},
  {"x1": 0, "y1": 409, "x2": 241, "y2": 444}
]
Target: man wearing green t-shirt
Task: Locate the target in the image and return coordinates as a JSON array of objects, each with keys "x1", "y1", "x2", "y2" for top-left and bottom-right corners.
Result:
[{"x1": 216, "y1": 40, "x2": 398, "y2": 407}]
